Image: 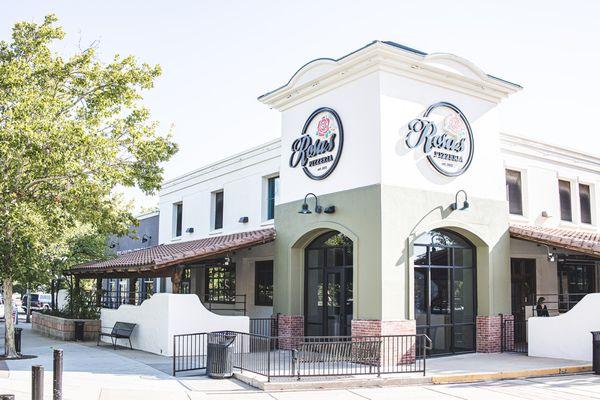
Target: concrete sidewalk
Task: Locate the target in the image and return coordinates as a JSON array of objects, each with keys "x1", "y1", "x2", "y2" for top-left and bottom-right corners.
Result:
[{"x1": 0, "y1": 322, "x2": 594, "y2": 399}]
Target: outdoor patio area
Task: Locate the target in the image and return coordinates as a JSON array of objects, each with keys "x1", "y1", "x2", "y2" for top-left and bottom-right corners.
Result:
[{"x1": 0, "y1": 321, "x2": 593, "y2": 398}]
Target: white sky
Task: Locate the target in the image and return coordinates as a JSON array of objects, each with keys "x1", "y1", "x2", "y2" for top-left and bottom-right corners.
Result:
[{"x1": 2, "y1": 1, "x2": 599, "y2": 211}]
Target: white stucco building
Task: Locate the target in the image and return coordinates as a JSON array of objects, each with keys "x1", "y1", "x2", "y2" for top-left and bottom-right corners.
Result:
[{"x1": 71, "y1": 41, "x2": 600, "y2": 356}]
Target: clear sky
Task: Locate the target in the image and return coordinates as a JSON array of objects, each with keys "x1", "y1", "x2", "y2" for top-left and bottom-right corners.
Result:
[{"x1": 2, "y1": 1, "x2": 599, "y2": 211}]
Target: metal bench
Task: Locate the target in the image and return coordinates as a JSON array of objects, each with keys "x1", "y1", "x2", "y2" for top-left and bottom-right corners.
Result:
[
  {"x1": 97, "y1": 322, "x2": 136, "y2": 350},
  {"x1": 295, "y1": 338, "x2": 382, "y2": 376}
]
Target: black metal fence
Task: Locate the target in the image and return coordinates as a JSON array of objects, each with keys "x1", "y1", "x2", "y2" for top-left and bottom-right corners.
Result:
[
  {"x1": 249, "y1": 318, "x2": 278, "y2": 337},
  {"x1": 203, "y1": 294, "x2": 247, "y2": 315},
  {"x1": 501, "y1": 317, "x2": 527, "y2": 354},
  {"x1": 173, "y1": 330, "x2": 431, "y2": 380}
]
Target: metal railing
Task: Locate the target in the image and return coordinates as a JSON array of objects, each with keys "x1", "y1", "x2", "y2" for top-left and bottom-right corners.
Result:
[
  {"x1": 202, "y1": 294, "x2": 247, "y2": 316},
  {"x1": 249, "y1": 318, "x2": 278, "y2": 337},
  {"x1": 173, "y1": 330, "x2": 431, "y2": 380},
  {"x1": 500, "y1": 316, "x2": 527, "y2": 354},
  {"x1": 95, "y1": 290, "x2": 152, "y2": 309}
]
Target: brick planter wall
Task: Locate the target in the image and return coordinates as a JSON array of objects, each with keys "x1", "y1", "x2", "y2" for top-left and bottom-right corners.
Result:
[
  {"x1": 32, "y1": 312, "x2": 100, "y2": 341},
  {"x1": 352, "y1": 319, "x2": 417, "y2": 366}
]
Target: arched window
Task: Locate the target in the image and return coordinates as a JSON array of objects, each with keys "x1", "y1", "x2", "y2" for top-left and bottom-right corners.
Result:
[
  {"x1": 414, "y1": 229, "x2": 475, "y2": 355},
  {"x1": 305, "y1": 231, "x2": 353, "y2": 336}
]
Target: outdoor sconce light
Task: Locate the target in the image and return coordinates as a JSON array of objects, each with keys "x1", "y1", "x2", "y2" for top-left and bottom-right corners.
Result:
[
  {"x1": 238, "y1": 216, "x2": 249, "y2": 223},
  {"x1": 299, "y1": 193, "x2": 322, "y2": 214},
  {"x1": 141, "y1": 234, "x2": 151, "y2": 243},
  {"x1": 185, "y1": 227, "x2": 194, "y2": 233},
  {"x1": 450, "y1": 190, "x2": 469, "y2": 211},
  {"x1": 538, "y1": 244, "x2": 556, "y2": 262},
  {"x1": 324, "y1": 206, "x2": 336, "y2": 214},
  {"x1": 224, "y1": 255, "x2": 231, "y2": 266}
]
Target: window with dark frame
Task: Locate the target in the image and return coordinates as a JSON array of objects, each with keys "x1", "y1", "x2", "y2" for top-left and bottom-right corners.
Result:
[
  {"x1": 267, "y1": 176, "x2": 279, "y2": 220},
  {"x1": 255, "y1": 260, "x2": 274, "y2": 306},
  {"x1": 205, "y1": 264, "x2": 235, "y2": 303},
  {"x1": 559, "y1": 180, "x2": 572, "y2": 222},
  {"x1": 174, "y1": 203, "x2": 183, "y2": 237},
  {"x1": 180, "y1": 268, "x2": 192, "y2": 294},
  {"x1": 214, "y1": 191, "x2": 224, "y2": 230},
  {"x1": 505, "y1": 169, "x2": 523, "y2": 215},
  {"x1": 580, "y1": 184, "x2": 592, "y2": 224}
]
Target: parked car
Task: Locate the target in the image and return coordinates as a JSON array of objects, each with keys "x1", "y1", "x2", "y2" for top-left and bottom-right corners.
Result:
[{"x1": 22, "y1": 293, "x2": 52, "y2": 312}]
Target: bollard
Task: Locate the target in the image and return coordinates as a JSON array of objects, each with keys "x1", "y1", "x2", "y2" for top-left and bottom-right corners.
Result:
[
  {"x1": 31, "y1": 365, "x2": 43, "y2": 400},
  {"x1": 53, "y1": 349, "x2": 63, "y2": 400}
]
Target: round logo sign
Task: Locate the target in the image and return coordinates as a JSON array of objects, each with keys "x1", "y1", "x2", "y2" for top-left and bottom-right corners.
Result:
[
  {"x1": 404, "y1": 102, "x2": 474, "y2": 177},
  {"x1": 289, "y1": 107, "x2": 344, "y2": 180}
]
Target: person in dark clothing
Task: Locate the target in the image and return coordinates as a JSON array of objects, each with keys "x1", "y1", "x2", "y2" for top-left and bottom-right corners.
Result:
[{"x1": 536, "y1": 297, "x2": 549, "y2": 317}]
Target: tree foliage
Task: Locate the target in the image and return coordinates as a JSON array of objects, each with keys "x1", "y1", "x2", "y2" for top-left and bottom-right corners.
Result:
[{"x1": 0, "y1": 15, "x2": 177, "y2": 356}]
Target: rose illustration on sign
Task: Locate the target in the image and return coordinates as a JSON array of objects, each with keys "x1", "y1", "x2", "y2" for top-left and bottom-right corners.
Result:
[
  {"x1": 289, "y1": 108, "x2": 344, "y2": 180},
  {"x1": 404, "y1": 102, "x2": 474, "y2": 177},
  {"x1": 317, "y1": 116, "x2": 331, "y2": 138}
]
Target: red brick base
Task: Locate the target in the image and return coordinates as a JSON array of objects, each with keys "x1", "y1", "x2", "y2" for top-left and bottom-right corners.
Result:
[
  {"x1": 277, "y1": 314, "x2": 304, "y2": 349},
  {"x1": 352, "y1": 319, "x2": 417, "y2": 366},
  {"x1": 476, "y1": 315, "x2": 513, "y2": 353}
]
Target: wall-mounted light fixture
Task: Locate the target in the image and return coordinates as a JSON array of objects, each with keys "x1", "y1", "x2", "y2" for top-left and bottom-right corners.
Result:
[
  {"x1": 224, "y1": 255, "x2": 231, "y2": 266},
  {"x1": 323, "y1": 206, "x2": 336, "y2": 214},
  {"x1": 238, "y1": 216, "x2": 249, "y2": 223},
  {"x1": 538, "y1": 244, "x2": 556, "y2": 262},
  {"x1": 450, "y1": 190, "x2": 469, "y2": 211},
  {"x1": 299, "y1": 193, "x2": 322, "y2": 214},
  {"x1": 185, "y1": 227, "x2": 194, "y2": 233},
  {"x1": 141, "y1": 234, "x2": 151, "y2": 243}
]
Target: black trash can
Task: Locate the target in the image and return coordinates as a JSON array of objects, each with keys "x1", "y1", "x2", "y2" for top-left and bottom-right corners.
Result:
[
  {"x1": 592, "y1": 331, "x2": 600, "y2": 374},
  {"x1": 74, "y1": 321, "x2": 85, "y2": 341},
  {"x1": 206, "y1": 333, "x2": 236, "y2": 378},
  {"x1": 14, "y1": 328, "x2": 22, "y2": 354}
]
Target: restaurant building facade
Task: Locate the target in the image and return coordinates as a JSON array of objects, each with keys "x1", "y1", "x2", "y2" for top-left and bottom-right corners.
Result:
[{"x1": 70, "y1": 41, "x2": 600, "y2": 356}]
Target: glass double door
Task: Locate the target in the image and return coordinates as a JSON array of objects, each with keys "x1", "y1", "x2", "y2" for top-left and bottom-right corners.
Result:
[
  {"x1": 414, "y1": 230, "x2": 476, "y2": 356},
  {"x1": 305, "y1": 231, "x2": 354, "y2": 337}
]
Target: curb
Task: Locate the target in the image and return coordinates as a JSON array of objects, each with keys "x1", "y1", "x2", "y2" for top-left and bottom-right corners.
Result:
[
  {"x1": 234, "y1": 364, "x2": 593, "y2": 390},
  {"x1": 431, "y1": 364, "x2": 593, "y2": 384}
]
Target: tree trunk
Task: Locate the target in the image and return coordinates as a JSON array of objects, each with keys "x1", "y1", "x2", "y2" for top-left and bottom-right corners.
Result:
[{"x1": 3, "y1": 278, "x2": 18, "y2": 358}]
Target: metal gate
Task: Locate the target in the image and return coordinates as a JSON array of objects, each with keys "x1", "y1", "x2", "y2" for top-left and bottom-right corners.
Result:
[{"x1": 501, "y1": 315, "x2": 527, "y2": 354}]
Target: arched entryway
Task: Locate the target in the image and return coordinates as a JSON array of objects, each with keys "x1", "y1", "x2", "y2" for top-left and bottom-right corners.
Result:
[
  {"x1": 414, "y1": 229, "x2": 476, "y2": 355},
  {"x1": 304, "y1": 231, "x2": 354, "y2": 336}
]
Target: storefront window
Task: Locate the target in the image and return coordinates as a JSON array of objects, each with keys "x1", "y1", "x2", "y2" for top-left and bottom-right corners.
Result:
[
  {"x1": 180, "y1": 268, "x2": 192, "y2": 294},
  {"x1": 205, "y1": 264, "x2": 235, "y2": 303},
  {"x1": 305, "y1": 231, "x2": 353, "y2": 336},
  {"x1": 255, "y1": 260, "x2": 273, "y2": 306},
  {"x1": 413, "y1": 229, "x2": 475, "y2": 356}
]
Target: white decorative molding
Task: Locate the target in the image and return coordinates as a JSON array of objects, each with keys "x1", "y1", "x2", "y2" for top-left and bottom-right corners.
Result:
[{"x1": 259, "y1": 41, "x2": 521, "y2": 110}]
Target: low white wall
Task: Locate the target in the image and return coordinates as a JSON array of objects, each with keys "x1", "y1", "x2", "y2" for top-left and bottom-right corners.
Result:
[
  {"x1": 100, "y1": 293, "x2": 249, "y2": 356},
  {"x1": 529, "y1": 293, "x2": 600, "y2": 361}
]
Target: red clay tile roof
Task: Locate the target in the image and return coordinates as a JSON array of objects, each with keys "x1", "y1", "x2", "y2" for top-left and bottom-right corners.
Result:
[
  {"x1": 69, "y1": 228, "x2": 276, "y2": 275},
  {"x1": 509, "y1": 223, "x2": 600, "y2": 257}
]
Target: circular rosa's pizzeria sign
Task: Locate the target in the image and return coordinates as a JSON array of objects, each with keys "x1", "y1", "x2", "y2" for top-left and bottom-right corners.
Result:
[
  {"x1": 404, "y1": 102, "x2": 474, "y2": 177},
  {"x1": 289, "y1": 107, "x2": 344, "y2": 180}
]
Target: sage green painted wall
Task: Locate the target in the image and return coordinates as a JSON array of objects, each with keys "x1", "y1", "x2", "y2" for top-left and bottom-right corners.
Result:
[
  {"x1": 273, "y1": 184, "x2": 382, "y2": 319},
  {"x1": 380, "y1": 184, "x2": 511, "y2": 320},
  {"x1": 273, "y1": 183, "x2": 512, "y2": 321}
]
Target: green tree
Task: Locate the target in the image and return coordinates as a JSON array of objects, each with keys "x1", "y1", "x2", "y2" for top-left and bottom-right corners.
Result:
[{"x1": 0, "y1": 15, "x2": 177, "y2": 357}]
